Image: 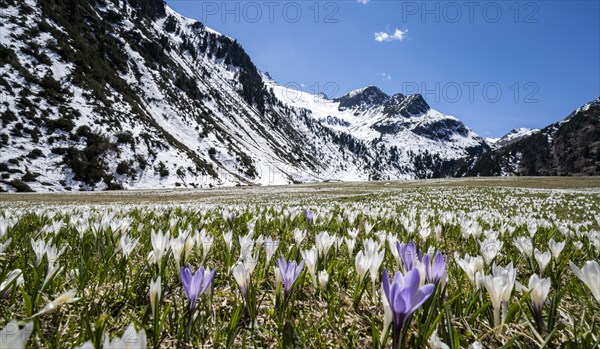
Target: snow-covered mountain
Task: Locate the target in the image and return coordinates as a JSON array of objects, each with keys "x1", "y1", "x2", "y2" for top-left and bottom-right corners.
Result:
[
  {"x1": 444, "y1": 97, "x2": 600, "y2": 177},
  {"x1": 0, "y1": 0, "x2": 490, "y2": 192},
  {"x1": 267, "y1": 81, "x2": 489, "y2": 162},
  {"x1": 487, "y1": 128, "x2": 540, "y2": 149}
]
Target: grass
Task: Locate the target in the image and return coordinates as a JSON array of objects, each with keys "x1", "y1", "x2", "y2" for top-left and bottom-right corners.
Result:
[
  {"x1": 0, "y1": 177, "x2": 599, "y2": 348},
  {"x1": 1, "y1": 177, "x2": 600, "y2": 205}
]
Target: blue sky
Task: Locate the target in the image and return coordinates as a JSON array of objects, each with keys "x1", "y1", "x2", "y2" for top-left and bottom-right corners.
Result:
[{"x1": 166, "y1": 0, "x2": 600, "y2": 137}]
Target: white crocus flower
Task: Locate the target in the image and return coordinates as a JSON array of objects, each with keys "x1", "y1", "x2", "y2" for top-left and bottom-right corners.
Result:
[
  {"x1": 223, "y1": 231, "x2": 234, "y2": 252},
  {"x1": 274, "y1": 267, "x2": 282, "y2": 288},
  {"x1": 517, "y1": 274, "x2": 550, "y2": 314},
  {"x1": 354, "y1": 250, "x2": 371, "y2": 282},
  {"x1": 482, "y1": 274, "x2": 508, "y2": 327},
  {"x1": 381, "y1": 284, "x2": 393, "y2": 344},
  {"x1": 374, "y1": 231, "x2": 387, "y2": 246},
  {"x1": 233, "y1": 262, "x2": 252, "y2": 297},
  {"x1": 514, "y1": 237, "x2": 533, "y2": 258},
  {"x1": 75, "y1": 220, "x2": 89, "y2": 241},
  {"x1": 493, "y1": 262, "x2": 517, "y2": 304},
  {"x1": 301, "y1": 247, "x2": 318, "y2": 287},
  {"x1": 170, "y1": 235, "x2": 186, "y2": 268},
  {"x1": 480, "y1": 238, "x2": 503, "y2": 265},
  {"x1": 197, "y1": 229, "x2": 214, "y2": 262},
  {"x1": 31, "y1": 238, "x2": 48, "y2": 267},
  {"x1": 368, "y1": 249, "x2": 385, "y2": 291},
  {"x1": 0, "y1": 269, "x2": 23, "y2": 295},
  {"x1": 242, "y1": 249, "x2": 258, "y2": 276},
  {"x1": 456, "y1": 254, "x2": 484, "y2": 285},
  {"x1": 150, "y1": 230, "x2": 170, "y2": 266},
  {"x1": 335, "y1": 235, "x2": 345, "y2": 251},
  {"x1": 238, "y1": 233, "x2": 255, "y2": 263},
  {"x1": 0, "y1": 238, "x2": 10, "y2": 255},
  {"x1": 184, "y1": 236, "x2": 195, "y2": 258},
  {"x1": 434, "y1": 225, "x2": 443, "y2": 240},
  {"x1": 419, "y1": 226, "x2": 431, "y2": 241},
  {"x1": 388, "y1": 235, "x2": 400, "y2": 267},
  {"x1": 203, "y1": 268, "x2": 215, "y2": 302},
  {"x1": 483, "y1": 262, "x2": 516, "y2": 326},
  {"x1": 534, "y1": 249, "x2": 551, "y2": 276},
  {"x1": 527, "y1": 222, "x2": 538, "y2": 237},
  {"x1": 363, "y1": 238, "x2": 380, "y2": 255},
  {"x1": 45, "y1": 242, "x2": 66, "y2": 267},
  {"x1": 591, "y1": 237, "x2": 600, "y2": 253},
  {"x1": 34, "y1": 289, "x2": 79, "y2": 317},
  {"x1": 569, "y1": 260, "x2": 600, "y2": 303},
  {"x1": 0, "y1": 221, "x2": 9, "y2": 240},
  {"x1": 316, "y1": 231, "x2": 336, "y2": 259},
  {"x1": 119, "y1": 234, "x2": 138, "y2": 259},
  {"x1": 294, "y1": 228, "x2": 306, "y2": 246},
  {"x1": 548, "y1": 238, "x2": 565, "y2": 259},
  {"x1": 255, "y1": 234, "x2": 265, "y2": 247},
  {"x1": 428, "y1": 330, "x2": 450, "y2": 349},
  {"x1": 347, "y1": 228, "x2": 359, "y2": 240},
  {"x1": 345, "y1": 237, "x2": 356, "y2": 255},
  {"x1": 263, "y1": 237, "x2": 279, "y2": 266}
]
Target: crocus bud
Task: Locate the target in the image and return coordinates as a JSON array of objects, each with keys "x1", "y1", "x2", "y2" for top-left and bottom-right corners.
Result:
[
  {"x1": 150, "y1": 276, "x2": 161, "y2": 314},
  {"x1": 274, "y1": 267, "x2": 282, "y2": 288},
  {"x1": 318, "y1": 270, "x2": 329, "y2": 290}
]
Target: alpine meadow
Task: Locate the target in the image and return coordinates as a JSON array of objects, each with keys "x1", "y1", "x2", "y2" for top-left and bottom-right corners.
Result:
[{"x1": 0, "y1": 0, "x2": 599, "y2": 348}]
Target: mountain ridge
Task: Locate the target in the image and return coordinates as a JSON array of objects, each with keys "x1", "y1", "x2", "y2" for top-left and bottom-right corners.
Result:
[
  {"x1": 0, "y1": 0, "x2": 595, "y2": 192},
  {"x1": 438, "y1": 97, "x2": 600, "y2": 177}
]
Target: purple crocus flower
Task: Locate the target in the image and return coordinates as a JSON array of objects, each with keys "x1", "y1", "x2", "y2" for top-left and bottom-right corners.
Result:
[
  {"x1": 277, "y1": 255, "x2": 305, "y2": 298},
  {"x1": 423, "y1": 251, "x2": 446, "y2": 283},
  {"x1": 304, "y1": 210, "x2": 314, "y2": 224},
  {"x1": 180, "y1": 264, "x2": 216, "y2": 311},
  {"x1": 396, "y1": 241, "x2": 419, "y2": 271},
  {"x1": 382, "y1": 268, "x2": 435, "y2": 348}
]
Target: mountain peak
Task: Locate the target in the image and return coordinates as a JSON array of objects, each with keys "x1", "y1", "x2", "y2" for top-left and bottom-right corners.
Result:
[
  {"x1": 574, "y1": 96, "x2": 600, "y2": 114},
  {"x1": 383, "y1": 93, "x2": 430, "y2": 118},
  {"x1": 334, "y1": 86, "x2": 389, "y2": 111},
  {"x1": 508, "y1": 127, "x2": 536, "y2": 135},
  {"x1": 489, "y1": 127, "x2": 540, "y2": 148}
]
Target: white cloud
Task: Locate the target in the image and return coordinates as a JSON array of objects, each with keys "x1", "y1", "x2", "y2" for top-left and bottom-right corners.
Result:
[
  {"x1": 381, "y1": 73, "x2": 392, "y2": 81},
  {"x1": 374, "y1": 29, "x2": 408, "y2": 42},
  {"x1": 357, "y1": 0, "x2": 369, "y2": 4}
]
